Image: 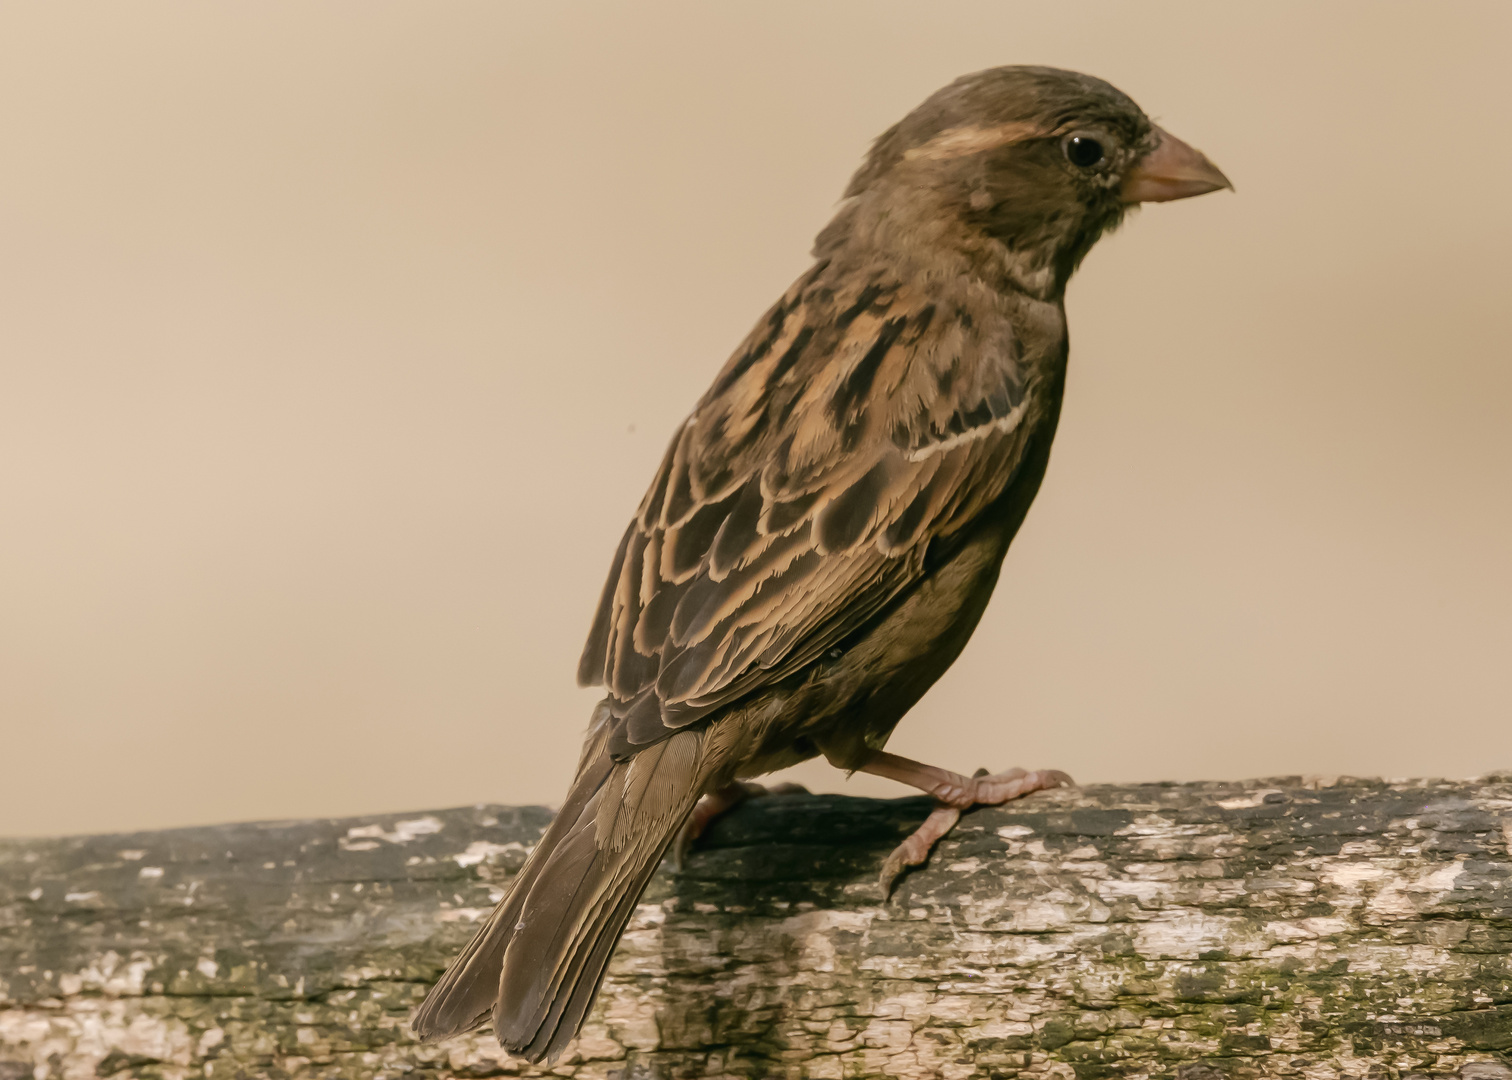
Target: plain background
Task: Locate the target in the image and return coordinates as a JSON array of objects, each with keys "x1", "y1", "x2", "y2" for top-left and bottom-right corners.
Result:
[{"x1": 2, "y1": 2, "x2": 1508, "y2": 838}]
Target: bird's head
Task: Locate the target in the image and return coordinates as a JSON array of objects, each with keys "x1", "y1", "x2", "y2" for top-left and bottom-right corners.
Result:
[{"x1": 823, "y1": 65, "x2": 1231, "y2": 299}]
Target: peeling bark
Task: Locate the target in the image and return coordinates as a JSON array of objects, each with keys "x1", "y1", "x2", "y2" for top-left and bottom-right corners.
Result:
[{"x1": 4, "y1": 777, "x2": 1512, "y2": 1079}]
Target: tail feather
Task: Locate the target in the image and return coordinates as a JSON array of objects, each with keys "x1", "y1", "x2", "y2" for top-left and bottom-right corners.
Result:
[
  {"x1": 514, "y1": 825, "x2": 682, "y2": 1061},
  {"x1": 412, "y1": 725, "x2": 707, "y2": 1063},
  {"x1": 410, "y1": 747, "x2": 614, "y2": 1041}
]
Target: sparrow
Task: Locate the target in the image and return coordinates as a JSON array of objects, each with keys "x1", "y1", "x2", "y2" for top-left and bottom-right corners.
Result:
[{"x1": 413, "y1": 65, "x2": 1230, "y2": 1062}]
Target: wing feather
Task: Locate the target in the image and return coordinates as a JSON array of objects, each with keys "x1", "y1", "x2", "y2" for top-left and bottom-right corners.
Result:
[{"x1": 580, "y1": 258, "x2": 1042, "y2": 754}]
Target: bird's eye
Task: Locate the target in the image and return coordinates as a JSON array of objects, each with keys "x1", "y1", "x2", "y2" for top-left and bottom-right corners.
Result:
[{"x1": 1063, "y1": 134, "x2": 1105, "y2": 169}]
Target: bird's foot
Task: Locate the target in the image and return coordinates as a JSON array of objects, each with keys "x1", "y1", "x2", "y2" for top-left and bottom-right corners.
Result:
[
  {"x1": 876, "y1": 765, "x2": 1072, "y2": 897},
  {"x1": 926, "y1": 766, "x2": 1074, "y2": 811},
  {"x1": 672, "y1": 779, "x2": 809, "y2": 871}
]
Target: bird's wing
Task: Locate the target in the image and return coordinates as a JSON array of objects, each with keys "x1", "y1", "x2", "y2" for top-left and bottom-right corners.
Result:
[{"x1": 578, "y1": 259, "x2": 1043, "y2": 752}]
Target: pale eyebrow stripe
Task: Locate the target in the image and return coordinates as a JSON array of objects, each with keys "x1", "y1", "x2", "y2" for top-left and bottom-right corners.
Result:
[{"x1": 902, "y1": 122, "x2": 1050, "y2": 163}]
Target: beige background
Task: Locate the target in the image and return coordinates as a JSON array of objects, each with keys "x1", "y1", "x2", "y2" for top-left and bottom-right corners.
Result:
[{"x1": 1, "y1": 2, "x2": 1508, "y2": 838}]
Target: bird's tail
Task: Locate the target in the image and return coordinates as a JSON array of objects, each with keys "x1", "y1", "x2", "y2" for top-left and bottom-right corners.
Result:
[{"x1": 411, "y1": 715, "x2": 708, "y2": 1063}]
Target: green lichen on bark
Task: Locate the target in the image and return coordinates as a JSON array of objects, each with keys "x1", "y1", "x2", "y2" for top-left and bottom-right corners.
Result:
[{"x1": 3, "y1": 777, "x2": 1512, "y2": 1079}]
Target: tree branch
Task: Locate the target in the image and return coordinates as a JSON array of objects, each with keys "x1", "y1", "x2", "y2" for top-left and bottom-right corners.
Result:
[{"x1": 4, "y1": 776, "x2": 1512, "y2": 1078}]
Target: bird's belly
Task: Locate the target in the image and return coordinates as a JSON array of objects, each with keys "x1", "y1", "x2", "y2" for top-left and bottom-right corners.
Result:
[{"x1": 711, "y1": 515, "x2": 1016, "y2": 781}]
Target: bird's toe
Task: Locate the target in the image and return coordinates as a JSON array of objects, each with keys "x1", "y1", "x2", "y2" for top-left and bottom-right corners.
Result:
[{"x1": 878, "y1": 804, "x2": 962, "y2": 897}]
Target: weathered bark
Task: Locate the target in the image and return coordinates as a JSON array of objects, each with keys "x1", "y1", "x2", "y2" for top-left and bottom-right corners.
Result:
[{"x1": 3, "y1": 777, "x2": 1512, "y2": 1080}]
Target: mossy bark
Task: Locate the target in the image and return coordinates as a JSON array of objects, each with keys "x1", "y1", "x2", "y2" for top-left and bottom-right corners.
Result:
[{"x1": 4, "y1": 777, "x2": 1512, "y2": 1079}]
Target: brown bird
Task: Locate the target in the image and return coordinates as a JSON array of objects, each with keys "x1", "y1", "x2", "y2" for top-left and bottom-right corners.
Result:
[{"x1": 413, "y1": 65, "x2": 1230, "y2": 1061}]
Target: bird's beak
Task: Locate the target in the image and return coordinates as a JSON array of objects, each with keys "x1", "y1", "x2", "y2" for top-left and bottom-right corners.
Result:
[{"x1": 1121, "y1": 127, "x2": 1232, "y2": 203}]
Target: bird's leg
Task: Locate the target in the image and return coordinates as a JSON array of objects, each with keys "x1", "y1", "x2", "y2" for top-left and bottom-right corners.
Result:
[
  {"x1": 855, "y1": 750, "x2": 1072, "y2": 895},
  {"x1": 672, "y1": 779, "x2": 809, "y2": 871}
]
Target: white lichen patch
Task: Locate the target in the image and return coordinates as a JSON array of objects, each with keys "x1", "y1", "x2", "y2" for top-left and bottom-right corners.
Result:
[
  {"x1": 339, "y1": 815, "x2": 445, "y2": 850},
  {"x1": 996, "y1": 824, "x2": 1035, "y2": 839},
  {"x1": 451, "y1": 839, "x2": 527, "y2": 868},
  {"x1": 437, "y1": 906, "x2": 491, "y2": 923}
]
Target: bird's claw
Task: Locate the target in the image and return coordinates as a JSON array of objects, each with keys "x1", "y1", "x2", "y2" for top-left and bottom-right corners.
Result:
[
  {"x1": 879, "y1": 766, "x2": 1072, "y2": 898},
  {"x1": 879, "y1": 804, "x2": 960, "y2": 897},
  {"x1": 966, "y1": 767, "x2": 1073, "y2": 806},
  {"x1": 673, "y1": 780, "x2": 809, "y2": 871}
]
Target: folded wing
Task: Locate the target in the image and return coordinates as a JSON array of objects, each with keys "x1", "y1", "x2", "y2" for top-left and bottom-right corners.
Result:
[{"x1": 578, "y1": 258, "x2": 1038, "y2": 755}]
